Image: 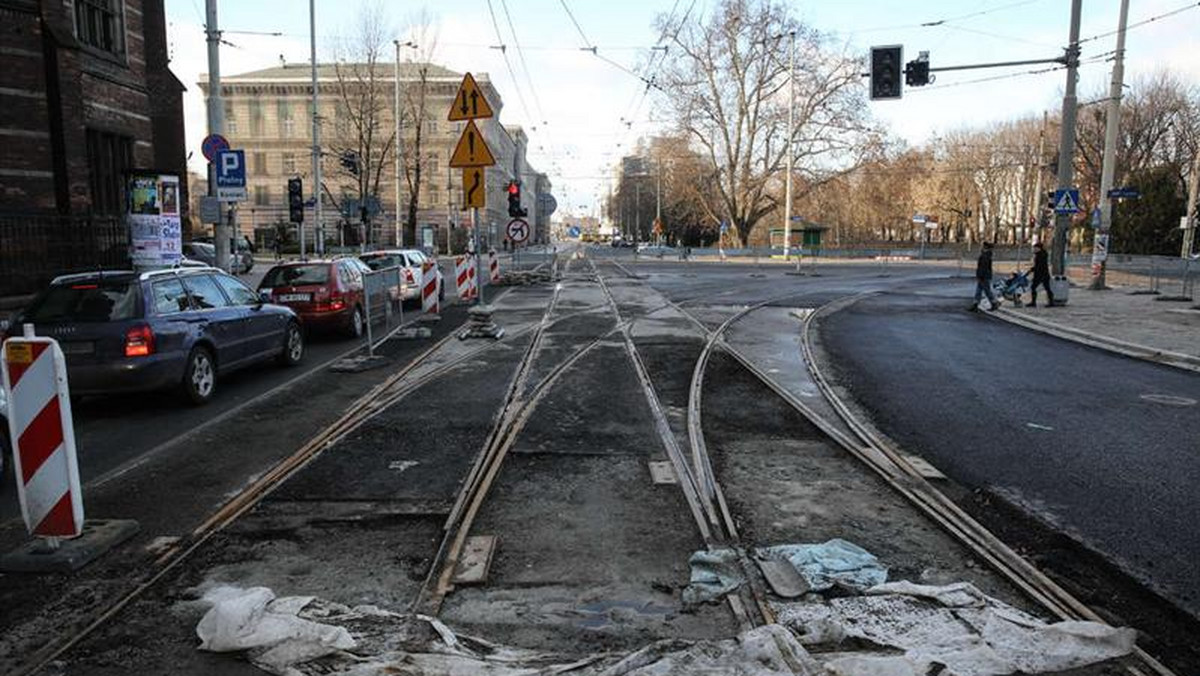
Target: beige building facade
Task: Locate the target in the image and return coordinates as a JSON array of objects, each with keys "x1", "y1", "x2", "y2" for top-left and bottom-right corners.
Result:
[{"x1": 198, "y1": 62, "x2": 551, "y2": 250}]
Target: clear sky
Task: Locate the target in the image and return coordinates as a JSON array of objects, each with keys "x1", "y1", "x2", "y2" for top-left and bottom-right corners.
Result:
[{"x1": 165, "y1": 0, "x2": 1200, "y2": 221}]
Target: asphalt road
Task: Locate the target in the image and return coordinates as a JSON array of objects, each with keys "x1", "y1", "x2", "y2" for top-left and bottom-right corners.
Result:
[{"x1": 819, "y1": 282, "x2": 1200, "y2": 616}]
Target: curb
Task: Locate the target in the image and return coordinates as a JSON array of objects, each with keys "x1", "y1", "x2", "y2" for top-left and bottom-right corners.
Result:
[{"x1": 990, "y1": 307, "x2": 1200, "y2": 374}]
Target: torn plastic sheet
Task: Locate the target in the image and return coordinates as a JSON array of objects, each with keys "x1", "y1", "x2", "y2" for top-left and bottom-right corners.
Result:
[
  {"x1": 775, "y1": 581, "x2": 1136, "y2": 676},
  {"x1": 757, "y1": 539, "x2": 888, "y2": 592},
  {"x1": 681, "y1": 548, "x2": 746, "y2": 605},
  {"x1": 193, "y1": 589, "x2": 823, "y2": 675},
  {"x1": 196, "y1": 586, "x2": 357, "y2": 673}
]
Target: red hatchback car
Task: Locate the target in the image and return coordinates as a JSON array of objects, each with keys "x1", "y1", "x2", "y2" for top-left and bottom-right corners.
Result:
[{"x1": 257, "y1": 259, "x2": 372, "y2": 337}]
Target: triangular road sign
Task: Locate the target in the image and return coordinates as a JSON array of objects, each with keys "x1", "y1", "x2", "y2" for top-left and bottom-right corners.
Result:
[
  {"x1": 448, "y1": 73, "x2": 494, "y2": 122},
  {"x1": 449, "y1": 120, "x2": 496, "y2": 168}
]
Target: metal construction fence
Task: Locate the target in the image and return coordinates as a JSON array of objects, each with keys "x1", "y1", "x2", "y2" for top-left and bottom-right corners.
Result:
[
  {"x1": 0, "y1": 213, "x2": 129, "y2": 298},
  {"x1": 361, "y1": 265, "x2": 407, "y2": 356}
]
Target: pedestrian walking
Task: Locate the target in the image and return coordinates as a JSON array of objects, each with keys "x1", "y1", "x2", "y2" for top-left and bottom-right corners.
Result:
[
  {"x1": 972, "y1": 242, "x2": 1000, "y2": 311},
  {"x1": 1027, "y1": 242, "x2": 1054, "y2": 307}
]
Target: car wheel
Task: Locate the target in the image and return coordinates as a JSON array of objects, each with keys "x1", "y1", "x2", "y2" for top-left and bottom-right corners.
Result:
[
  {"x1": 277, "y1": 322, "x2": 304, "y2": 366},
  {"x1": 182, "y1": 347, "x2": 217, "y2": 405},
  {"x1": 347, "y1": 306, "x2": 364, "y2": 338},
  {"x1": 439, "y1": 277, "x2": 445, "y2": 301},
  {"x1": 0, "y1": 429, "x2": 9, "y2": 486}
]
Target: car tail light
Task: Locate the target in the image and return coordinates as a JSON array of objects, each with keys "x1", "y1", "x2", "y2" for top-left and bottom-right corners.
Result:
[
  {"x1": 125, "y1": 325, "x2": 155, "y2": 357},
  {"x1": 328, "y1": 292, "x2": 346, "y2": 311},
  {"x1": 314, "y1": 290, "x2": 346, "y2": 312}
]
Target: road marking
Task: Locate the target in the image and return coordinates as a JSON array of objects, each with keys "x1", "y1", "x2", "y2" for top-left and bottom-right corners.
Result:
[
  {"x1": 1139, "y1": 393, "x2": 1197, "y2": 407},
  {"x1": 1025, "y1": 422, "x2": 1055, "y2": 431},
  {"x1": 388, "y1": 460, "x2": 418, "y2": 473}
]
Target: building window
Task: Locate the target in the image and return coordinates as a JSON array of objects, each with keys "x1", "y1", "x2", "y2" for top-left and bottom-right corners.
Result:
[
  {"x1": 255, "y1": 186, "x2": 270, "y2": 206},
  {"x1": 253, "y1": 152, "x2": 267, "y2": 174},
  {"x1": 224, "y1": 101, "x2": 238, "y2": 134},
  {"x1": 75, "y1": 0, "x2": 125, "y2": 55},
  {"x1": 282, "y1": 153, "x2": 296, "y2": 174},
  {"x1": 85, "y1": 129, "x2": 132, "y2": 215},
  {"x1": 249, "y1": 99, "x2": 264, "y2": 135}
]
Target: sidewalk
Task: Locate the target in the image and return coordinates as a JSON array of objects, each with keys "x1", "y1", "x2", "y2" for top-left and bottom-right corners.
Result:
[{"x1": 995, "y1": 283, "x2": 1200, "y2": 371}]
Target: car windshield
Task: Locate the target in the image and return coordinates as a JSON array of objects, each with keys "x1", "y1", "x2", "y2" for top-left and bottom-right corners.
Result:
[
  {"x1": 25, "y1": 279, "x2": 140, "y2": 323},
  {"x1": 261, "y1": 264, "x2": 330, "y2": 287},
  {"x1": 361, "y1": 254, "x2": 404, "y2": 271}
]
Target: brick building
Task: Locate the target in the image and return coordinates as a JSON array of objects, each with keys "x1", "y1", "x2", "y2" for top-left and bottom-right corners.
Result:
[
  {"x1": 199, "y1": 63, "x2": 553, "y2": 251},
  {"x1": 0, "y1": 0, "x2": 187, "y2": 297}
]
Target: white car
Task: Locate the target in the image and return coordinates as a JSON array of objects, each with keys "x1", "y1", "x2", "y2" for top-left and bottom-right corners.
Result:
[{"x1": 360, "y1": 249, "x2": 444, "y2": 303}]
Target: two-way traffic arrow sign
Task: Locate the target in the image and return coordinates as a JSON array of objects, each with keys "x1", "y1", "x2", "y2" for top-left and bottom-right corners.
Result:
[{"x1": 448, "y1": 72, "x2": 494, "y2": 122}]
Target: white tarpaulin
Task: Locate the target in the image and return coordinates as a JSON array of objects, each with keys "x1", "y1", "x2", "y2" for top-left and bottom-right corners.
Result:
[{"x1": 775, "y1": 581, "x2": 1136, "y2": 676}]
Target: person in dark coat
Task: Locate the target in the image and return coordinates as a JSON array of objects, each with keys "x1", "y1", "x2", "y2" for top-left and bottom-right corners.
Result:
[
  {"x1": 972, "y1": 242, "x2": 1000, "y2": 310},
  {"x1": 1027, "y1": 242, "x2": 1054, "y2": 307}
]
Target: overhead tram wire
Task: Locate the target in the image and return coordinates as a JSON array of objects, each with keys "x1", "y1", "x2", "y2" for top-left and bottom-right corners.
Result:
[
  {"x1": 496, "y1": 0, "x2": 567, "y2": 180},
  {"x1": 1077, "y1": 0, "x2": 1199, "y2": 44}
]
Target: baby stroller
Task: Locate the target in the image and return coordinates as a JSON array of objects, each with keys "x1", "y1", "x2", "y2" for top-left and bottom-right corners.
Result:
[{"x1": 993, "y1": 271, "x2": 1030, "y2": 306}]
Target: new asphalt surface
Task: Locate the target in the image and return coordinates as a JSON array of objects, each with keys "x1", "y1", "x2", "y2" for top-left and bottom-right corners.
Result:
[{"x1": 818, "y1": 282, "x2": 1200, "y2": 617}]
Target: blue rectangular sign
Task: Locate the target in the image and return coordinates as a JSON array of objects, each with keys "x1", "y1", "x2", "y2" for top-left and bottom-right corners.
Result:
[{"x1": 214, "y1": 149, "x2": 246, "y2": 202}]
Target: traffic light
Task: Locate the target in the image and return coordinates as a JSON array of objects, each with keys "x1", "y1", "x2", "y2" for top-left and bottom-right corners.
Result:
[
  {"x1": 507, "y1": 180, "x2": 527, "y2": 218},
  {"x1": 870, "y1": 45, "x2": 902, "y2": 100},
  {"x1": 287, "y1": 177, "x2": 304, "y2": 223},
  {"x1": 905, "y1": 52, "x2": 930, "y2": 87}
]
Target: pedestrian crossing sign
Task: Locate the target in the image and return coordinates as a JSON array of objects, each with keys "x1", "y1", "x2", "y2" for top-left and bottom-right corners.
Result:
[{"x1": 1054, "y1": 188, "x2": 1081, "y2": 214}]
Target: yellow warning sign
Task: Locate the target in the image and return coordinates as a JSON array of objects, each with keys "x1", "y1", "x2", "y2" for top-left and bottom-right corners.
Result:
[
  {"x1": 449, "y1": 120, "x2": 495, "y2": 168},
  {"x1": 447, "y1": 73, "x2": 494, "y2": 122},
  {"x1": 5, "y1": 342, "x2": 32, "y2": 365},
  {"x1": 462, "y1": 167, "x2": 486, "y2": 209}
]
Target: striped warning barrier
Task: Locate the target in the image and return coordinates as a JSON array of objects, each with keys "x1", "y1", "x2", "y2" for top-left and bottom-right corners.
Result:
[
  {"x1": 422, "y1": 260, "x2": 440, "y2": 315},
  {"x1": 1, "y1": 331, "x2": 83, "y2": 538},
  {"x1": 455, "y1": 255, "x2": 477, "y2": 302},
  {"x1": 488, "y1": 249, "x2": 501, "y2": 283}
]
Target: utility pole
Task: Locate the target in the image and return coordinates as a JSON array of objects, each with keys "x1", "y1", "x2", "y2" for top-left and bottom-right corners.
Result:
[
  {"x1": 655, "y1": 161, "x2": 661, "y2": 244},
  {"x1": 1183, "y1": 151, "x2": 1200, "y2": 258},
  {"x1": 1090, "y1": 0, "x2": 1130, "y2": 290},
  {"x1": 1050, "y1": 0, "x2": 1083, "y2": 279},
  {"x1": 205, "y1": 0, "x2": 231, "y2": 273},
  {"x1": 783, "y1": 30, "x2": 796, "y2": 264},
  {"x1": 308, "y1": 0, "x2": 321, "y2": 259}
]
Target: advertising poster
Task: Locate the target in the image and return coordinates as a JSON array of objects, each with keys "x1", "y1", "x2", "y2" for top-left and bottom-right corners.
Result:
[{"x1": 127, "y1": 171, "x2": 182, "y2": 269}]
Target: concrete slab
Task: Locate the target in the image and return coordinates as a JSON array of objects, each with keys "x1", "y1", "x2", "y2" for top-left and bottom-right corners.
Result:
[
  {"x1": 648, "y1": 461, "x2": 677, "y2": 484},
  {"x1": 0, "y1": 519, "x2": 139, "y2": 573},
  {"x1": 453, "y1": 534, "x2": 497, "y2": 585}
]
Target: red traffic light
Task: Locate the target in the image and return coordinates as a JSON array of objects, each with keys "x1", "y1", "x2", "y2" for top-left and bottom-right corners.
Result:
[{"x1": 507, "y1": 181, "x2": 519, "y2": 195}]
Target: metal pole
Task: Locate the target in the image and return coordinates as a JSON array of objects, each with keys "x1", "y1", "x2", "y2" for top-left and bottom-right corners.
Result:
[
  {"x1": 393, "y1": 41, "x2": 403, "y2": 248},
  {"x1": 783, "y1": 30, "x2": 795, "y2": 263},
  {"x1": 1091, "y1": 0, "x2": 1130, "y2": 290},
  {"x1": 308, "y1": 0, "x2": 321, "y2": 259},
  {"x1": 205, "y1": 0, "x2": 231, "y2": 273},
  {"x1": 1183, "y1": 150, "x2": 1200, "y2": 258},
  {"x1": 1050, "y1": 0, "x2": 1082, "y2": 278},
  {"x1": 473, "y1": 207, "x2": 484, "y2": 305},
  {"x1": 655, "y1": 162, "x2": 662, "y2": 245}
]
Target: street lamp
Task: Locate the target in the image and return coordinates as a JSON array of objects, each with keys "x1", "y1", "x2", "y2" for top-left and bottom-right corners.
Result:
[{"x1": 394, "y1": 39, "x2": 417, "y2": 248}]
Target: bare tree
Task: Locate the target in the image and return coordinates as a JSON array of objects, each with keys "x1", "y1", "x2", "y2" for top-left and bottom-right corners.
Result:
[
  {"x1": 327, "y1": 2, "x2": 396, "y2": 245},
  {"x1": 655, "y1": 0, "x2": 873, "y2": 245},
  {"x1": 396, "y1": 11, "x2": 440, "y2": 246}
]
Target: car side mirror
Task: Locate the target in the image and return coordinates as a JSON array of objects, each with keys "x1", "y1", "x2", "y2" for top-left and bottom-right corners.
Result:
[{"x1": 258, "y1": 290, "x2": 272, "y2": 304}]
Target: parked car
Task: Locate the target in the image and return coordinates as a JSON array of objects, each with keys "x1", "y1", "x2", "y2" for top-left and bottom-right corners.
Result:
[
  {"x1": 4, "y1": 268, "x2": 304, "y2": 405},
  {"x1": 359, "y1": 249, "x2": 444, "y2": 303},
  {"x1": 258, "y1": 258, "x2": 374, "y2": 338},
  {"x1": 182, "y1": 241, "x2": 254, "y2": 274}
]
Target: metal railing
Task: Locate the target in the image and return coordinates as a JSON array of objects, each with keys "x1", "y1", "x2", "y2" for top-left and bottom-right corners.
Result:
[
  {"x1": 0, "y1": 212, "x2": 130, "y2": 297},
  {"x1": 361, "y1": 265, "x2": 406, "y2": 355}
]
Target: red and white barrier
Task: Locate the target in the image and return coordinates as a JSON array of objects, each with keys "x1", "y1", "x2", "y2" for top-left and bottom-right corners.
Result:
[
  {"x1": 1, "y1": 331, "x2": 83, "y2": 538},
  {"x1": 421, "y1": 261, "x2": 440, "y2": 315},
  {"x1": 488, "y1": 250, "x2": 501, "y2": 283},
  {"x1": 455, "y1": 255, "x2": 477, "y2": 302}
]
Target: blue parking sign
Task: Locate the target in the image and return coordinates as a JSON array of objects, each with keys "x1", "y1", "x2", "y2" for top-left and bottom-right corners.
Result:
[{"x1": 215, "y1": 149, "x2": 246, "y2": 202}]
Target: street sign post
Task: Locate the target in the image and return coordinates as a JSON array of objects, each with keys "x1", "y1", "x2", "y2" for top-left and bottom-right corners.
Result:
[
  {"x1": 448, "y1": 120, "x2": 495, "y2": 168},
  {"x1": 506, "y1": 218, "x2": 530, "y2": 244},
  {"x1": 447, "y1": 72, "x2": 495, "y2": 122},
  {"x1": 446, "y1": 72, "x2": 497, "y2": 312},
  {"x1": 201, "y1": 133, "x2": 229, "y2": 162},
  {"x1": 462, "y1": 168, "x2": 485, "y2": 209},
  {"x1": 215, "y1": 149, "x2": 247, "y2": 202},
  {"x1": 1054, "y1": 188, "x2": 1080, "y2": 214}
]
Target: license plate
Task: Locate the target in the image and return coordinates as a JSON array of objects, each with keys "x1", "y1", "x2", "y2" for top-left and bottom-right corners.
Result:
[
  {"x1": 61, "y1": 341, "x2": 95, "y2": 355},
  {"x1": 278, "y1": 293, "x2": 311, "y2": 302}
]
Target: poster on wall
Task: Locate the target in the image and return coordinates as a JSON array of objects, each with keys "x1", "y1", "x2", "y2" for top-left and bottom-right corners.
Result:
[{"x1": 127, "y1": 171, "x2": 182, "y2": 269}]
